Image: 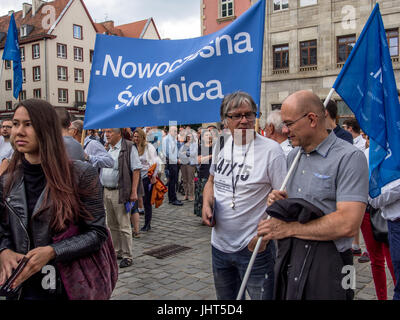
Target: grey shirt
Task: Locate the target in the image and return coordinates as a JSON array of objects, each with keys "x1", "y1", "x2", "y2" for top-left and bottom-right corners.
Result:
[
  {"x1": 63, "y1": 136, "x2": 85, "y2": 161},
  {"x1": 286, "y1": 131, "x2": 368, "y2": 252}
]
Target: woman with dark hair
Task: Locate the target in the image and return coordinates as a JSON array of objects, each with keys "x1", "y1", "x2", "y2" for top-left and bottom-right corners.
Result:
[{"x1": 0, "y1": 99, "x2": 110, "y2": 300}]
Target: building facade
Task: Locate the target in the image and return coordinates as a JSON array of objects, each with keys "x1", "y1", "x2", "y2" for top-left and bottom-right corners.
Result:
[
  {"x1": 201, "y1": 0, "x2": 251, "y2": 35},
  {"x1": 201, "y1": 0, "x2": 400, "y2": 126},
  {"x1": 0, "y1": 0, "x2": 160, "y2": 119},
  {"x1": 261, "y1": 0, "x2": 400, "y2": 125}
]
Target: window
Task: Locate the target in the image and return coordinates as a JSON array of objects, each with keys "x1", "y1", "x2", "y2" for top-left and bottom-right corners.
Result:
[
  {"x1": 90, "y1": 50, "x2": 94, "y2": 63},
  {"x1": 20, "y1": 47, "x2": 25, "y2": 61},
  {"x1": 273, "y1": 44, "x2": 289, "y2": 69},
  {"x1": 75, "y1": 90, "x2": 85, "y2": 103},
  {"x1": 74, "y1": 68, "x2": 84, "y2": 83},
  {"x1": 337, "y1": 34, "x2": 356, "y2": 63},
  {"x1": 33, "y1": 66, "x2": 41, "y2": 81},
  {"x1": 58, "y1": 88, "x2": 68, "y2": 103},
  {"x1": 5, "y1": 80, "x2": 12, "y2": 91},
  {"x1": 220, "y1": 0, "x2": 234, "y2": 18},
  {"x1": 386, "y1": 29, "x2": 399, "y2": 57},
  {"x1": 300, "y1": 0, "x2": 317, "y2": 7},
  {"x1": 33, "y1": 89, "x2": 41, "y2": 99},
  {"x1": 74, "y1": 47, "x2": 83, "y2": 61},
  {"x1": 32, "y1": 43, "x2": 40, "y2": 59},
  {"x1": 5, "y1": 60, "x2": 11, "y2": 69},
  {"x1": 6, "y1": 101, "x2": 13, "y2": 111},
  {"x1": 22, "y1": 69, "x2": 26, "y2": 83},
  {"x1": 19, "y1": 90, "x2": 26, "y2": 101},
  {"x1": 57, "y1": 43, "x2": 67, "y2": 59},
  {"x1": 273, "y1": 0, "x2": 288, "y2": 11},
  {"x1": 20, "y1": 25, "x2": 27, "y2": 37},
  {"x1": 57, "y1": 66, "x2": 68, "y2": 81},
  {"x1": 300, "y1": 40, "x2": 317, "y2": 66},
  {"x1": 73, "y1": 24, "x2": 82, "y2": 40}
]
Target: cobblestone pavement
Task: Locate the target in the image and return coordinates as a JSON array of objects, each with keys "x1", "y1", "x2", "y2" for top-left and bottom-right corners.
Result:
[{"x1": 111, "y1": 198, "x2": 394, "y2": 300}]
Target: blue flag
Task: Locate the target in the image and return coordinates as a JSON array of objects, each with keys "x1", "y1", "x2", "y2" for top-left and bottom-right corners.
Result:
[
  {"x1": 333, "y1": 3, "x2": 400, "y2": 198},
  {"x1": 84, "y1": 0, "x2": 266, "y2": 129},
  {"x1": 2, "y1": 13, "x2": 22, "y2": 100}
]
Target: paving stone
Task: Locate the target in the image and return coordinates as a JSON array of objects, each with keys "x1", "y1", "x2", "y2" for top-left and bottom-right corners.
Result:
[
  {"x1": 185, "y1": 281, "x2": 208, "y2": 292},
  {"x1": 143, "y1": 282, "x2": 163, "y2": 290},
  {"x1": 177, "y1": 277, "x2": 197, "y2": 286},
  {"x1": 129, "y1": 286, "x2": 151, "y2": 295},
  {"x1": 170, "y1": 288, "x2": 193, "y2": 299},
  {"x1": 159, "y1": 278, "x2": 176, "y2": 285},
  {"x1": 113, "y1": 294, "x2": 136, "y2": 300},
  {"x1": 111, "y1": 286, "x2": 130, "y2": 297}
]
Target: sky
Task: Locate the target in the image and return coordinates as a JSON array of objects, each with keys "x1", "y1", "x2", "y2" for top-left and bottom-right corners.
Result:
[{"x1": 0, "y1": 0, "x2": 201, "y2": 39}]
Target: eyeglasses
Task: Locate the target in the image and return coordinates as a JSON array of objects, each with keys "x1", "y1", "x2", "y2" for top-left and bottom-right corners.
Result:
[
  {"x1": 226, "y1": 112, "x2": 257, "y2": 121},
  {"x1": 1, "y1": 126, "x2": 12, "y2": 129},
  {"x1": 282, "y1": 113, "x2": 308, "y2": 129}
]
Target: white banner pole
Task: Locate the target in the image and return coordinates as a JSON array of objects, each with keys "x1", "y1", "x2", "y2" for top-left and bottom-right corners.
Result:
[{"x1": 236, "y1": 88, "x2": 336, "y2": 300}]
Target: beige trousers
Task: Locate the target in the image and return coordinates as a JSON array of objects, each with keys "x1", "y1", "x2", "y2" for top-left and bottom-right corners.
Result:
[
  {"x1": 181, "y1": 164, "x2": 195, "y2": 198},
  {"x1": 103, "y1": 188, "x2": 133, "y2": 260}
]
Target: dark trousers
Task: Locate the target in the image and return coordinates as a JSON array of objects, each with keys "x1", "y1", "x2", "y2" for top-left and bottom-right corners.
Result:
[
  {"x1": 142, "y1": 176, "x2": 153, "y2": 228},
  {"x1": 167, "y1": 164, "x2": 178, "y2": 202},
  {"x1": 212, "y1": 242, "x2": 276, "y2": 300},
  {"x1": 388, "y1": 219, "x2": 400, "y2": 300}
]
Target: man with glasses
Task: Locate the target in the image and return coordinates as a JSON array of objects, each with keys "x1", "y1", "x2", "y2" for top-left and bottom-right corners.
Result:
[
  {"x1": 264, "y1": 110, "x2": 293, "y2": 157},
  {"x1": 202, "y1": 91, "x2": 287, "y2": 300},
  {"x1": 257, "y1": 90, "x2": 369, "y2": 300},
  {"x1": 0, "y1": 119, "x2": 14, "y2": 161}
]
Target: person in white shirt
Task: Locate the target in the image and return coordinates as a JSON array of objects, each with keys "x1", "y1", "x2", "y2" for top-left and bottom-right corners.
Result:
[
  {"x1": 343, "y1": 118, "x2": 368, "y2": 258},
  {"x1": 0, "y1": 119, "x2": 14, "y2": 161},
  {"x1": 133, "y1": 128, "x2": 158, "y2": 232},
  {"x1": 179, "y1": 132, "x2": 198, "y2": 201},
  {"x1": 343, "y1": 118, "x2": 366, "y2": 152},
  {"x1": 69, "y1": 120, "x2": 114, "y2": 170},
  {"x1": 264, "y1": 110, "x2": 293, "y2": 157},
  {"x1": 100, "y1": 128, "x2": 142, "y2": 268},
  {"x1": 202, "y1": 91, "x2": 287, "y2": 300},
  {"x1": 161, "y1": 126, "x2": 183, "y2": 206}
]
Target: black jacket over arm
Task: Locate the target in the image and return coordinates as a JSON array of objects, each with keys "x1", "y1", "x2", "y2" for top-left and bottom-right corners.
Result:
[{"x1": 266, "y1": 198, "x2": 347, "y2": 300}]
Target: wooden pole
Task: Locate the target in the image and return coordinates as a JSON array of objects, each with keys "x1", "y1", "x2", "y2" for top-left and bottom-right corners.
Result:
[{"x1": 81, "y1": 129, "x2": 86, "y2": 146}]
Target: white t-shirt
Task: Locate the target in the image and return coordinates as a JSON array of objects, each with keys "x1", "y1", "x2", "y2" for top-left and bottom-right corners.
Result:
[
  {"x1": 353, "y1": 135, "x2": 366, "y2": 152},
  {"x1": 0, "y1": 140, "x2": 13, "y2": 161},
  {"x1": 139, "y1": 143, "x2": 158, "y2": 179},
  {"x1": 280, "y1": 139, "x2": 293, "y2": 157},
  {"x1": 210, "y1": 134, "x2": 287, "y2": 253}
]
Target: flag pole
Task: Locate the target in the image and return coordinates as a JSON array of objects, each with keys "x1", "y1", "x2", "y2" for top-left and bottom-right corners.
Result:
[
  {"x1": 236, "y1": 88, "x2": 335, "y2": 300},
  {"x1": 81, "y1": 129, "x2": 86, "y2": 146},
  {"x1": 255, "y1": 118, "x2": 260, "y2": 133}
]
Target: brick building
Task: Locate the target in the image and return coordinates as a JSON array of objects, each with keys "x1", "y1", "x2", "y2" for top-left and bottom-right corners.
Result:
[{"x1": 0, "y1": 0, "x2": 160, "y2": 119}]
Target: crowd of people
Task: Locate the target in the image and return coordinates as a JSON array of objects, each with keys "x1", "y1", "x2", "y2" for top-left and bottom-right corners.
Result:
[{"x1": 0, "y1": 91, "x2": 398, "y2": 300}]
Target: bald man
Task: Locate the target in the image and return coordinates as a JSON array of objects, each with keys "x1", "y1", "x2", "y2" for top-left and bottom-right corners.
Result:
[{"x1": 257, "y1": 90, "x2": 369, "y2": 300}]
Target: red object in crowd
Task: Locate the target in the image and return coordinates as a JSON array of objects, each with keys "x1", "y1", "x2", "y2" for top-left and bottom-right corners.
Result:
[{"x1": 148, "y1": 163, "x2": 168, "y2": 208}]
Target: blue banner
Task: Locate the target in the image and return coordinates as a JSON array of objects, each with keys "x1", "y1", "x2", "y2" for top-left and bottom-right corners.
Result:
[
  {"x1": 2, "y1": 13, "x2": 22, "y2": 100},
  {"x1": 84, "y1": 0, "x2": 266, "y2": 129},
  {"x1": 333, "y1": 3, "x2": 400, "y2": 198}
]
